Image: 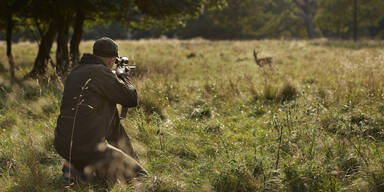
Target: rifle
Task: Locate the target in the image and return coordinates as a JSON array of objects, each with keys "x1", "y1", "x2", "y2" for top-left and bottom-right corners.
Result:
[{"x1": 114, "y1": 57, "x2": 136, "y2": 119}]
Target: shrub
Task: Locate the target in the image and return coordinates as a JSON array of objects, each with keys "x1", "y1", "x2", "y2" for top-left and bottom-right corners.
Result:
[{"x1": 277, "y1": 83, "x2": 298, "y2": 102}]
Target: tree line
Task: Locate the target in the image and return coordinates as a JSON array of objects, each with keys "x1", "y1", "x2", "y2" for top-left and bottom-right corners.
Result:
[
  {"x1": 142, "y1": 0, "x2": 384, "y2": 40},
  {"x1": 68, "y1": 0, "x2": 384, "y2": 40},
  {"x1": 0, "y1": 0, "x2": 225, "y2": 82},
  {"x1": 1, "y1": 0, "x2": 384, "y2": 82}
]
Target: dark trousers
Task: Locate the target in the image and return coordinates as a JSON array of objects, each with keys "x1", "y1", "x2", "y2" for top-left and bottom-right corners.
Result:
[
  {"x1": 106, "y1": 123, "x2": 139, "y2": 161},
  {"x1": 67, "y1": 123, "x2": 147, "y2": 183}
]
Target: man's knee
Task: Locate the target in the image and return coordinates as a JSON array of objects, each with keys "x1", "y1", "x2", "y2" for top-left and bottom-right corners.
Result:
[{"x1": 82, "y1": 146, "x2": 147, "y2": 183}]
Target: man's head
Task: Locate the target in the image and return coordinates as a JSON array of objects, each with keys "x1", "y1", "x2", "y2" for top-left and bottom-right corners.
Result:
[{"x1": 93, "y1": 37, "x2": 118, "y2": 68}]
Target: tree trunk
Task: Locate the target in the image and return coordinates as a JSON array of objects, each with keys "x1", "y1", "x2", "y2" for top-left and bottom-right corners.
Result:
[
  {"x1": 6, "y1": 12, "x2": 15, "y2": 84},
  {"x1": 303, "y1": 0, "x2": 315, "y2": 39},
  {"x1": 304, "y1": 14, "x2": 315, "y2": 39},
  {"x1": 293, "y1": 0, "x2": 316, "y2": 39},
  {"x1": 56, "y1": 16, "x2": 70, "y2": 77},
  {"x1": 70, "y1": 11, "x2": 85, "y2": 67},
  {"x1": 28, "y1": 20, "x2": 58, "y2": 78},
  {"x1": 353, "y1": 0, "x2": 358, "y2": 41}
]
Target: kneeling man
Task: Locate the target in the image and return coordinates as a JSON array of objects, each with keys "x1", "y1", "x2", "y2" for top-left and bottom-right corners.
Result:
[{"x1": 54, "y1": 37, "x2": 147, "y2": 184}]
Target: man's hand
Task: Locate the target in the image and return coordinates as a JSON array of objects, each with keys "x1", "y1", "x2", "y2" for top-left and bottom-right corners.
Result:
[{"x1": 116, "y1": 66, "x2": 131, "y2": 79}]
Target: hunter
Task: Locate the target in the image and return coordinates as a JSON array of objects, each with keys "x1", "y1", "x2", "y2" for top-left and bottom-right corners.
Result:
[{"x1": 54, "y1": 37, "x2": 147, "y2": 184}]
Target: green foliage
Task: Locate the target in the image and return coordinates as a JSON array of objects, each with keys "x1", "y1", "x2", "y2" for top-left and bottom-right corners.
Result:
[
  {"x1": 315, "y1": 0, "x2": 384, "y2": 38},
  {"x1": 4, "y1": 0, "x2": 384, "y2": 41},
  {"x1": 160, "y1": 0, "x2": 308, "y2": 39},
  {"x1": 213, "y1": 159, "x2": 259, "y2": 192}
]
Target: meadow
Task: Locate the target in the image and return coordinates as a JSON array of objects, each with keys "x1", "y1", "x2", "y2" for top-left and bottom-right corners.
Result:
[{"x1": 1, "y1": 39, "x2": 384, "y2": 191}]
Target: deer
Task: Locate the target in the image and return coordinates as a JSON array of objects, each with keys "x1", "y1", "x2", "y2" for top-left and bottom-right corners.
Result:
[{"x1": 253, "y1": 50, "x2": 273, "y2": 68}]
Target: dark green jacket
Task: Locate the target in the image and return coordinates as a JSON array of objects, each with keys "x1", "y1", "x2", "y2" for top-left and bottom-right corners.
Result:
[{"x1": 54, "y1": 54, "x2": 137, "y2": 161}]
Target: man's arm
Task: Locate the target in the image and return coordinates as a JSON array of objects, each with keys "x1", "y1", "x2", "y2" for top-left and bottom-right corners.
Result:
[{"x1": 94, "y1": 66, "x2": 138, "y2": 107}]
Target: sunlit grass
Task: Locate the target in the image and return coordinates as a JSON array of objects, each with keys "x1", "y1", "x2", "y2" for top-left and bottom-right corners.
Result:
[{"x1": 1, "y1": 39, "x2": 384, "y2": 191}]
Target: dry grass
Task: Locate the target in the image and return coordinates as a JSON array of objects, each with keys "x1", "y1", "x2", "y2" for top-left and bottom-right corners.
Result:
[{"x1": 1, "y1": 39, "x2": 384, "y2": 191}]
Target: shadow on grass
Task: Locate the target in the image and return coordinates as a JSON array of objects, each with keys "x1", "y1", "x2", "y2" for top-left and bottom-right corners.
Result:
[
  {"x1": 7, "y1": 175, "x2": 108, "y2": 192},
  {"x1": 0, "y1": 62, "x2": 7, "y2": 73}
]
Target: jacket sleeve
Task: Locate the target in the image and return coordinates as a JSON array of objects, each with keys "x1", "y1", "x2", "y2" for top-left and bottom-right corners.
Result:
[{"x1": 94, "y1": 66, "x2": 138, "y2": 107}]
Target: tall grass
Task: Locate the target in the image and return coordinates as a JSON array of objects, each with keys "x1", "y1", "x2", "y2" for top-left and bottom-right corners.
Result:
[{"x1": 0, "y1": 39, "x2": 384, "y2": 191}]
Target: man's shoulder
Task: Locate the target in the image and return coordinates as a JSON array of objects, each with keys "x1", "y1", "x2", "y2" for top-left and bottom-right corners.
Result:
[{"x1": 70, "y1": 63, "x2": 109, "y2": 75}]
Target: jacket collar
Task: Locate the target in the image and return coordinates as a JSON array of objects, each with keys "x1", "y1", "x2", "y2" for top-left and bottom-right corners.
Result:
[{"x1": 80, "y1": 53, "x2": 106, "y2": 66}]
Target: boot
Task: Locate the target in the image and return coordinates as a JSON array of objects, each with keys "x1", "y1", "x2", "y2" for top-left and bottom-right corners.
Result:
[{"x1": 60, "y1": 160, "x2": 86, "y2": 184}]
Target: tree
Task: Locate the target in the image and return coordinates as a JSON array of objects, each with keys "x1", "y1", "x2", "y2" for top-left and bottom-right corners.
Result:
[
  {"x1": 70, "y1": 10, "x2": 85, "y2": 67},
  {"x1": 252, "y1": 0, "x2": 306, "y2": 38},
  {"x1": 166, "y1": 0, "x2": 306, "y2": 39},
  {"x1": 0, "y1": 0, "x2": 23, "y2": 83},
  {"x1": 1, "y1": 0, "x2": 226, "y2": 79},
  {"x1": 315, "y1": 0, "x2": 384, "y2": 40},
  {"x1": 352, "y1": 0, "x2": 358, "y2": 41},
  {"x1": 25, "y1": 0, "x2": 226, "y2": 78},
  {"x1": 292, "y1": 0, "x2": 317, "y2": 38},
  {"x1": 25, "y1": 0, "x2": 59, "y2": 77}
]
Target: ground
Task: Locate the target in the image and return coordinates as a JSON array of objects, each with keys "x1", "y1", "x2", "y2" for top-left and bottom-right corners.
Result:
[{"x1": 0, "y1": 39, "x2": 384, "y2": 191}]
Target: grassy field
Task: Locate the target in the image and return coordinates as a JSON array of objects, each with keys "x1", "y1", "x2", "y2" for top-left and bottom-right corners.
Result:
[{"x1": 1, "y1": 39, "x2": 384, "y2": 191}]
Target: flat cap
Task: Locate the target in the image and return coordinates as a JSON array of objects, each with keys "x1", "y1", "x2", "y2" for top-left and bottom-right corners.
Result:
[{"x1": 93, "y1": 37, "x2": 119, "y2": 57}]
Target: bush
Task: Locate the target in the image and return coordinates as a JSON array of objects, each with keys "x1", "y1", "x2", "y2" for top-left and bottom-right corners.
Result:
[{"x1": 277, "y1": 83, "x2": 298, "y2": 102}]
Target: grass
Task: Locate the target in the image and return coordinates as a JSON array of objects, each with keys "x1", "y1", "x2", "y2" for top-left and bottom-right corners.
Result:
[{"x1": 1, "y1": 38, "x2": 384, "y2": 191}]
